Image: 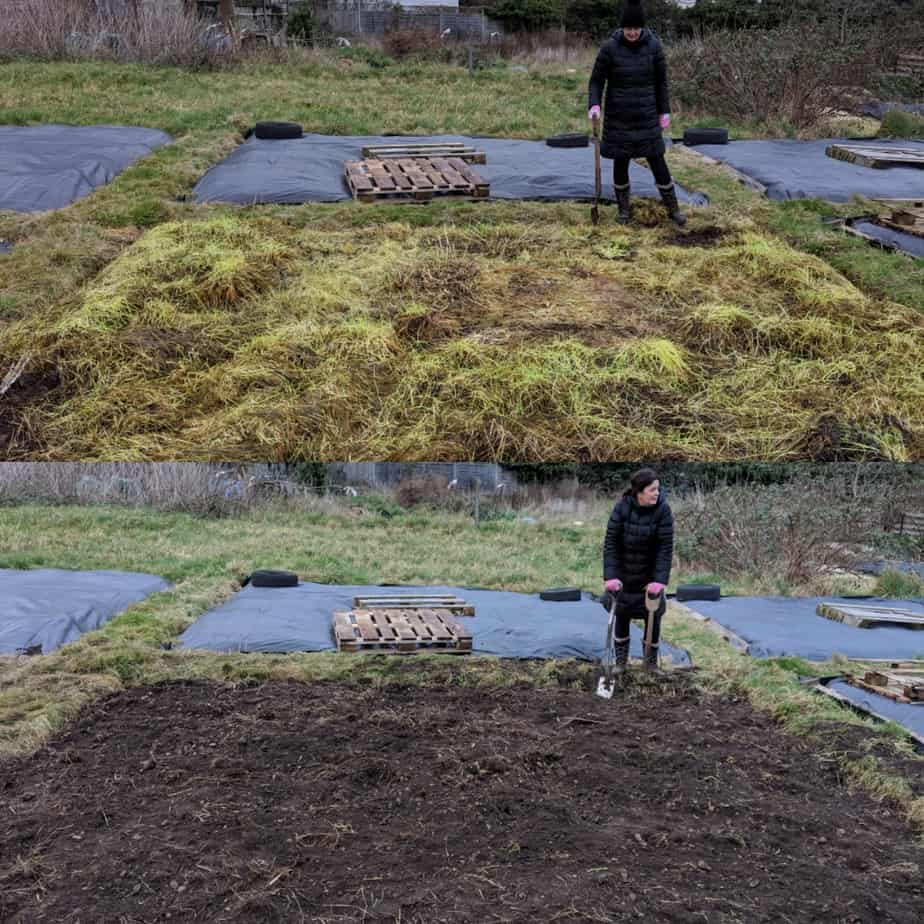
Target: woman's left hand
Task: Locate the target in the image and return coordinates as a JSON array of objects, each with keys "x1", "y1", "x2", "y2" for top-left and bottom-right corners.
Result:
[
  {"x1": 658, "y1": 114, "x2": 670, "y2": 129},
  {"x1": 646, "y1": 582, "x2": 666, "y2": 595}
]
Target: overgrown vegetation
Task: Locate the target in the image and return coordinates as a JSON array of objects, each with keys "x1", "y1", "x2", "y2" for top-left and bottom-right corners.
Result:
[{"x1": 3, "y1": 205, "x2": 922, "y2": 460}]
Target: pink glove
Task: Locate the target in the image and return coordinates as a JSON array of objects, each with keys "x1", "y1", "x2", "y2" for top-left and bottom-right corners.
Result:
[
  {"x1": 646, "y1": 582, "x2": 666, "y2": 595},
  {"x1": 659, "y1": 114, "x2": 670, "y2": 129},
  {"x1": 604, "y1": 578, "x2": 622, "y2": 593},
  {"x1": 588, "y1": 105, "x2": 601, "y2": 120}
]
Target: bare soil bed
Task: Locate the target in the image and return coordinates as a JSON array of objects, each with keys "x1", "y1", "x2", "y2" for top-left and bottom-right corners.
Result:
[{"x1": 1, "y1": 673, "x2": 922, "y2": 923}]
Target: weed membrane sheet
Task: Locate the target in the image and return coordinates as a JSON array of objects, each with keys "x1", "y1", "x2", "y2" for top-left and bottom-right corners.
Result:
[
  {"x1": 0, "y1": 568, "x2": 171, "y2": 654},
  {"x1": 0, "y1": 125, "x2": 172, "y2": 212},
  {"x1": 686, "y1": 138, "x2": 924, "y2": 201},
  {"x1": 178, "y1": 581, "x2": 691, "y2": 664},
  {"x1": 826, "y1": 679, "x2": 924, "y2": 739},
  {"x1": 2, "y1": 678, "x2": 922, "y2": 923},
  {"x1": 192, "y1": 133, "x2": 708, "y2": 205},
  {"x1": 686, "y1": 596, "x2": 924, "y2": 661}
]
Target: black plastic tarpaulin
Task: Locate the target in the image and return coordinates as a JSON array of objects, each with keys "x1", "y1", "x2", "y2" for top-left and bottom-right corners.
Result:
[
  {"x1": 178, "y1": 581, "x2": 691, "y2": 664},
  {"x1": 0, "y1": 568, "x2": 171, "y2": 654},
  {"x1": 684, "y1": 596, "x2": 924, "y2": 661},
  {"x1": 0, "y1": 124, "x2": 172, "y2": 213},
  {"x1": 192, "y1": 133, "x2": 708, "y2": 206},
  {"x1": 685, "y1": 138, "x2": 924, "y2": 202}
]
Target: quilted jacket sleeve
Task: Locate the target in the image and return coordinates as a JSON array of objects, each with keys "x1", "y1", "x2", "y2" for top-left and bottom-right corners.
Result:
[
  {"x1": 653, "y1": 504, "x2": 674, "y2": 585},
  {"x1": 602, "y1": 501, "x2": 625, "y2": 582},
  {"x1": 588, "y1": 43, "x2": 610, "y2": 110},
  {"x1": 653, "y1": 37, "x2": 670, "y2": 115}
]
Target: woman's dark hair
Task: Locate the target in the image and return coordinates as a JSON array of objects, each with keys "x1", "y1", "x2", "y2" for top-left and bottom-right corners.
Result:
[{"x1": 623, "y1": 467, "x2": 659, "y2": 498}]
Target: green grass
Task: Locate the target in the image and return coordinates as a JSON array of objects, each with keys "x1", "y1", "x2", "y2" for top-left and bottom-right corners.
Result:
[
  {"x1": 0, "y1": 59, "x2": 922, "y2": 460},
  {"x1": 1, "y1": 500, "x2": 922, "y2": 834}
]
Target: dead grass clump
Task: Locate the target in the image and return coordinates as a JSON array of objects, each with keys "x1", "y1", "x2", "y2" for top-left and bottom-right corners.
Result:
[
  {"x1": 682, "y1": 303, "x2": 760, "y2": 352},
  {"x1": 56, "y1": 217, "x2": 295, "y2": 335}
]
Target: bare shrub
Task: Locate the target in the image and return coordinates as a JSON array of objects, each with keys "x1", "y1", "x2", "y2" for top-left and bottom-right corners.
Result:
[
  {"x1": 0, "y1": 0, "x2": 230, "y2": 68},
  {"x1": 667, "y1": 20, "x2": 924, "y2": 128},
  {"x1": 382, "y1": 27, "x2": 442, "y2": 60},
  {"x1": 672, "y1": 476, "x2": 893, "y2": 587}
]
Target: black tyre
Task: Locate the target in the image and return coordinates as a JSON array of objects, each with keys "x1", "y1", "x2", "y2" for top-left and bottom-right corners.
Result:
[
  {"x1": 682, "y1": 128, "x2": 729, "y2": 146},
  {"x1": 539, "y1": 586, "x2": 582, "y2": 602},
  {"x1": 675, "y1": 583, "x2": 721, "y2": 602},
  {"x1": 254, "y1": 121, "x2": 303, "y2": 141},
  {"x1": 249, "y1": 569, "x2": 299, "y2": 588},
  {"x1": 546, "y1": 132, "x2": 590, "y2": 148}
]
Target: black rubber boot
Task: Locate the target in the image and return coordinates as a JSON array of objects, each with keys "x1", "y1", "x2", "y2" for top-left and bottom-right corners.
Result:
[
  {"x1": 643, "y1": 642, "x2": 661, "y2": 674},
  {"x1": 614, "y1": 637, "x2": 630, "y2": 675},
  {"x1": 614, "y1": 183, "x2": 631, "y2": 224},
  {"x1": 658, "y1": 183, "x2": 687, "y2": 226}
]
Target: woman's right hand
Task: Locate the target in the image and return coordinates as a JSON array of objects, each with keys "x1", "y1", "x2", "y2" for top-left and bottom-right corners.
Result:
[
  {"x1": 588, "y1": 105, "x2": 601, "y2": 120},
  {"x1": 604, "y1": 578, "x2": 622, "y2": 593}
]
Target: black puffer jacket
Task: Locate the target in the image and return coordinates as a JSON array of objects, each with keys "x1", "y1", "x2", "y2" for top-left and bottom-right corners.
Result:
[
  {"x1": 602, "y1": 493, "x2": 674, "y2": 591},
  {"x1": 588, "y1": 28, "x2": 670, "y2": 160}
]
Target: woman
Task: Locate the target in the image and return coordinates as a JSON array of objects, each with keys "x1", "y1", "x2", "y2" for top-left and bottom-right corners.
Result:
[
  {"x1": 602, "y1": 467, "x2": 674, "y2": 673},
  {"x1": 587, "y1": 0, "x2": 686, "y2": 226}
]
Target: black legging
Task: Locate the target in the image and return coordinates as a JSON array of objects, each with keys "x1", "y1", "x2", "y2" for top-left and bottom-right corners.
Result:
[{"x1": 613, "y1": 154, "x2": 672, "y2": 189}]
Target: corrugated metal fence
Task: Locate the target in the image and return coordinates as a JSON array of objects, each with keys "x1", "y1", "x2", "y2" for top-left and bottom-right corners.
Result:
[
  {"x1": 328, "y1": 463, "x2": 517, "y2": 490},
  {"x1": 326, "y1": 7, "x2": 503, "y2": 41}
]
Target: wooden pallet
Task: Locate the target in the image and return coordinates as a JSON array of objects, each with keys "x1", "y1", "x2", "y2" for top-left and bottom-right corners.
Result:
[
  {"x1": 352, "y1": 593, "x2": 475, "y2": 616},
  {"x1": 817, "y1": 601, "x2": 924, "y2": 629},
  {"x1": 897, "y1": 510, "x2": 924, "y2": 536},
  {"x1": 892, "y1": 51, "x2": 924, "y2": 79},
  {"x1": 361, "y1": 143, "x2": 487, "y2": 165},
  {"x1": 825, "y1": 143, "x2": 924, "y2": 169},
  {"x1": 844, "y1": 669, "x2": 924, "y2": 704},
  {"x1": 345, "y1": 157, "x2": 490, "y2": 203},
  {"x1": 333, "y1": 607, "x2": 473, "y2": 653}
]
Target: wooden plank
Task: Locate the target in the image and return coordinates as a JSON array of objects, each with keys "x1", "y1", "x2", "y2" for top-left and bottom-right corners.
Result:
[
  {"x1": 354, "y1": 611, "x2": 381, "y2": 642},
  {"x1": 845, "y1": 674, "x2": 914, "y2": 704},
  {"x1": 448, "y1": 157, "x2": 491, "y2": 196},
  {"x1": 430, "y1": 157, "x2": 471, "y2": 190},
  {"x1": 381, "y1": 160, "x2": 413, "y2": 191},
  {"x1": 420, "y1": 610, "x2": 454, "y2": 641},
  {"x1": 366, "y1": 160, "x2": 396, "y2": 191},
  {"x1": 362, "y1": 142, "x2": 470, "y2": 157},
  {"x1": 397, "y1": 158, "x2": 436, "y2": 192},
  {"x1": 370, "y1": 611, "x2": 396, "y2": 640},
  {"x1": 332, "y1": 611, "x2": 359, "y2": 652}
]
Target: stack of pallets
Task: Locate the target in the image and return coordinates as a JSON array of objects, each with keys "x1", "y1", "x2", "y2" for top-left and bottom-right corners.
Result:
[
  {"x1": 345, "y1": 143, "x2": 490, "y2": 203},
  {"x1": 333, "y1": 594, "x2": 474, "y2": 653}
]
